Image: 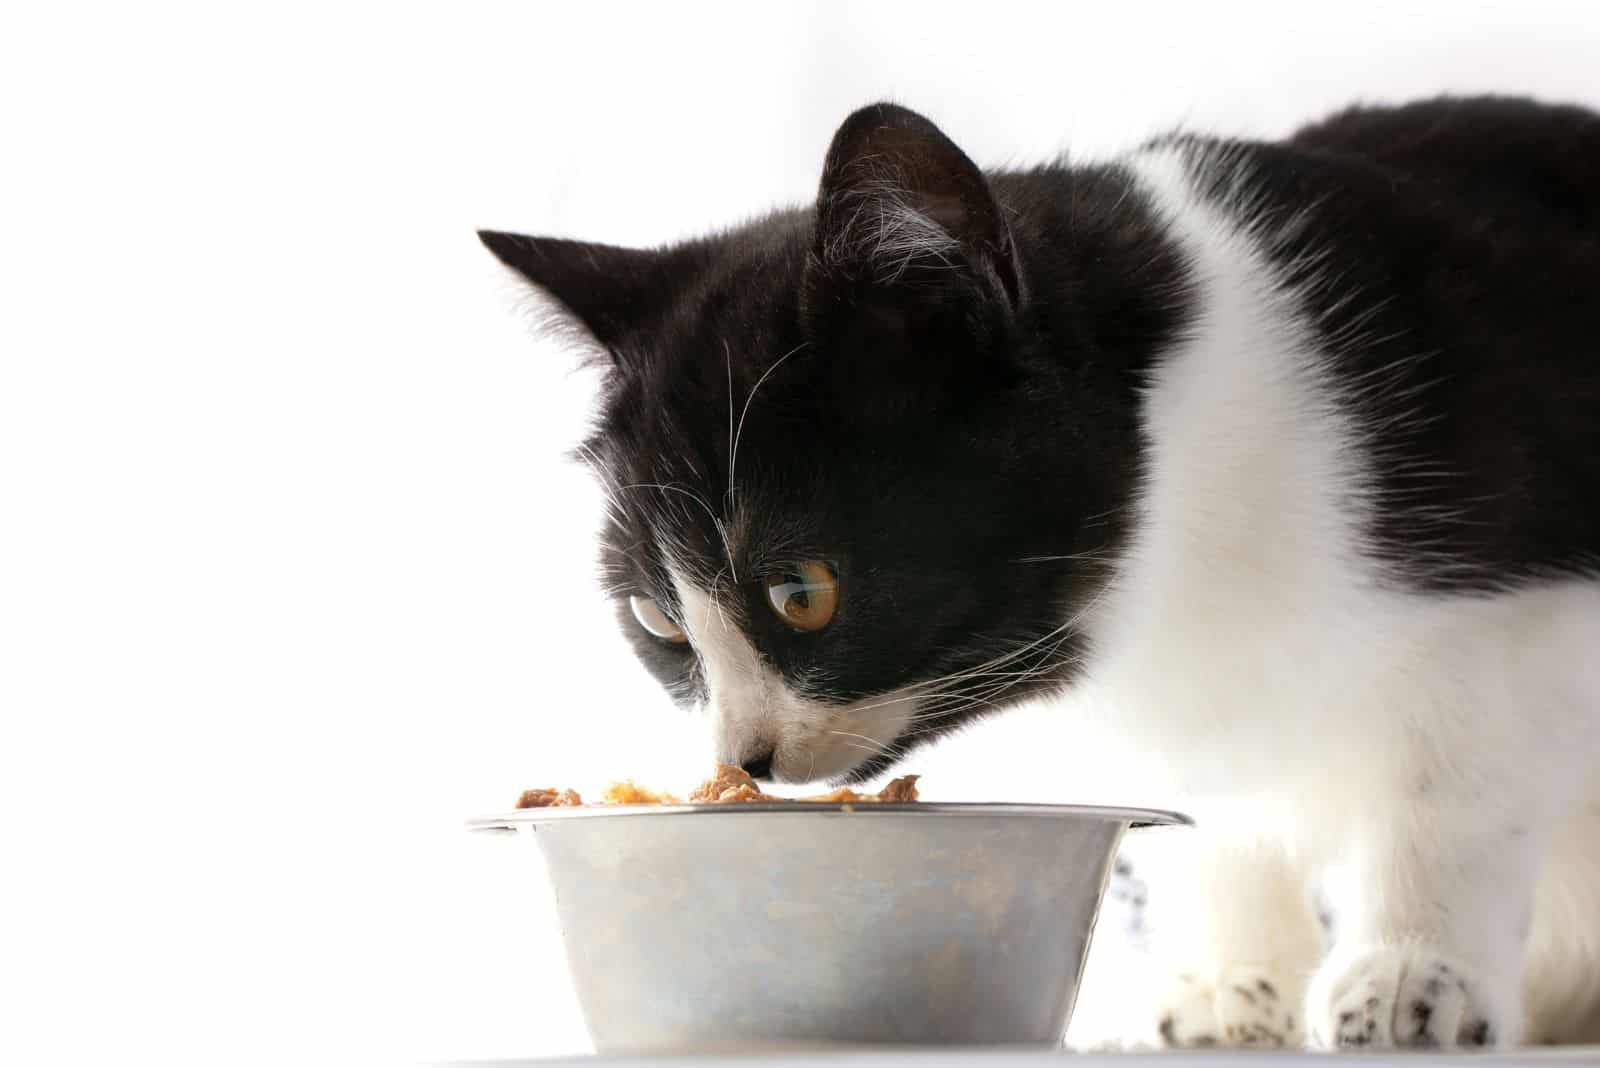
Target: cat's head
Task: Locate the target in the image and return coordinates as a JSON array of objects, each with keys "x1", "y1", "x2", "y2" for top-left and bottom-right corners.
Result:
[{"x1": 483, "y1": 104, "x2": 1168, "y2": 783}]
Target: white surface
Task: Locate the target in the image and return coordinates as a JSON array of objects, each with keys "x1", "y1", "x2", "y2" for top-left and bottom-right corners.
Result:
[
  {"x1": 4, "y1": 2, "x2": 1600, "y2": 1064},
  {"x1": 444, "y1": 1049, "x2": 1600, "y2": 1066}
]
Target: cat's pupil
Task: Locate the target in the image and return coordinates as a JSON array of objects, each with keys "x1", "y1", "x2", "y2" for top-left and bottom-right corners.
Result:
[{"x1": 761, "y1": 563, "x2": 837, "y2": 631}]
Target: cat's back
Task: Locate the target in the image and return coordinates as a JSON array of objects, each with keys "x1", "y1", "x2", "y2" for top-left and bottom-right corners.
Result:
[
  {"x1": 1074, "y1": 98, "x2": 1600, "y2": 788},
  {"x1": 1289, "y1": 95, "x2": 1600, "y2": 236},
  {"x1": 1127, "y1": 96, "x2": 1600, "y2": 590}
]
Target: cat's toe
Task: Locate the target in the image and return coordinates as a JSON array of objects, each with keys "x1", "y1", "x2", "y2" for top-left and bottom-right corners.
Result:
[
  {"x1": 1308, "y1": 944, "x2": 1508, "y2": 1049},
  {"x1": 1156, "y1": 967, "x2": 1301, "y2": 1048}
]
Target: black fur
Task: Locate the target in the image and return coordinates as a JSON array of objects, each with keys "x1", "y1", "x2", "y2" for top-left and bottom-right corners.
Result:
[
  {"x1": 482, "y1": 96, "x2": 1600, "y2": 780},
  {"x1": 1177, "y1": 95, "x2": 1600, "y2": 588}
]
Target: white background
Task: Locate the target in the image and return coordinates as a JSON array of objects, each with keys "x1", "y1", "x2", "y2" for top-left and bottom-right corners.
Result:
[{"x1": 4, "y1": 2, "x2": 1598, "y2": 1063}]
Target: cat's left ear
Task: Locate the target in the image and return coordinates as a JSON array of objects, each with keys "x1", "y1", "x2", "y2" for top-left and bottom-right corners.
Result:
[
  {"x1": 803, "y1": 103, "x2": 1024, "y2": 322},
  {"x1": 478, "y1": 231, "x2": 688, "y2": 362}
]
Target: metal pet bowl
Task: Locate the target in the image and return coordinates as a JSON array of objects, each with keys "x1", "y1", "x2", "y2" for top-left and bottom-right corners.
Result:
[{"x1": 470, "y1": 801, "x2": 1187, "y2": 1053}]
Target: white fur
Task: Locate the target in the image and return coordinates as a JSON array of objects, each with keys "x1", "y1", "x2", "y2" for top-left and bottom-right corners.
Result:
[
  {"x1": 819, "y1": 160, "x2": 964, "y2": 286},
  {"x1": 672, "y1": 574, "x2": 914, "y2": 782},
  {"x1": 1055, "y1": 145, "x2": 1600, "y2": 1048}
]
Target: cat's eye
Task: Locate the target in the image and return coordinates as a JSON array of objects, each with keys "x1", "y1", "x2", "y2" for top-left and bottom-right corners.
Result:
[
  {"x1": 629, "y1": 595, "x2": 688, "y2": 644},
  {"x1": 764, "y1": 561, "x2": 838, "y2": 632}
]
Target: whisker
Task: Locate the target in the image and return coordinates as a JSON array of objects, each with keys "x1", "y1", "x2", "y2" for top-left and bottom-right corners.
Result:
[
  {"x1": 707, "y1": 566, "x2": 731, "y2": 632},
  {"x1": 828, "y1": 728, "x2": 893, "y2": 749},
  {"x1": 620, "y1": 481, "x2": 741, "y2": 584},
  {"x1": 573, "y1": 440, "x2": 629, "y2": 528},
  {"x1": 723, "y1": 338, "x2": 735, "y2": 513},
  {"x1": 1010, "y1": 552, "x2": 1108, "y2": 565},
  {"x1": 829, "y1": 730, "x2": 910, "y2": 762},
  {"x1": 842, "y1": 689, "x2": 990, "y2": 717},
  {"x1": 729, "y1": 341, "x2": 808, "y2": 510},
  {"x1": 870, "y1": 613, "x2": 1085, "y2": 699},
  {"x1": 846, "y1": 587, "x2": 1111, "y2": 728}
]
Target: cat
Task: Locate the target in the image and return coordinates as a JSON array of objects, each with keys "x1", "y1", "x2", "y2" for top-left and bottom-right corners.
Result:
[{"x1": 481, "y1": 96, "x2": 1600, "y2": 1049}]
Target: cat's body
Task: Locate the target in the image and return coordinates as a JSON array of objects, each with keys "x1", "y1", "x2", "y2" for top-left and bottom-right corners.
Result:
[
  {"x1": 1069, "y1": 119, "x2": 1600, "y2": 1047},
  {"x1": 484, "y1": 96, "x2": 1600, "y2": 1048}
]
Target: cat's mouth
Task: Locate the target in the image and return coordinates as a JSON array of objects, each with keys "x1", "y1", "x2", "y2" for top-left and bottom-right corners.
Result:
[{"x1": 723, "y1": 687, "x2": 922, "y2": 786}]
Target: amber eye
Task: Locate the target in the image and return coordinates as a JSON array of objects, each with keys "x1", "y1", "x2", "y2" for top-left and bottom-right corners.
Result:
[
  {"x1": 629, "y1": 595, "x2": 688, "y2": 644},
  {"x1": 764, "y1": 561, "x2": 838, "y2": 632}
]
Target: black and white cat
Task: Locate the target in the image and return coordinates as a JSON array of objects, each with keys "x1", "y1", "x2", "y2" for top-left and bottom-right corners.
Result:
[{"x1": 482, "y1": 97, "x2": 1600, "y2": 1049}]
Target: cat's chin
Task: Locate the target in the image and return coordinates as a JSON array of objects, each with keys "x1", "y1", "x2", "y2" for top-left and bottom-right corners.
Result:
[
  {"x1": 761, "y1": 741, "x2": 907, "y2": 787},
  {"x1": 834, "y1": 751, "x2": 899, "y2": 786},
  {"x1": 772, "y1": 748, "x2": 892, "y2": 787},
  {"x1": 825, "y1": 737, "x2": 932, "y2": 786}
]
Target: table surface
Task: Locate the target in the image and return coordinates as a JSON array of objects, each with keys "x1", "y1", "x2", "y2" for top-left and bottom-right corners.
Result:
[{"x1": 439, "y1": 1046, "x2": 1600, "y2": 1067}]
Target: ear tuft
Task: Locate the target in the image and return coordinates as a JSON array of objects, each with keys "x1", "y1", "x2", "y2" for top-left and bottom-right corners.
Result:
[
  {"x1": 810, "y1": 103, "x2": 1021, "y2": 307},
  {"x1": 817, "y1": 165, "x2": 965, "y2": 285}
]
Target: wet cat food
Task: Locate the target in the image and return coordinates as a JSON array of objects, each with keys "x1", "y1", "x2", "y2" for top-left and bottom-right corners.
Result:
[{"x1": 515, "y1": 763, "x2": 920, "y2": 808}]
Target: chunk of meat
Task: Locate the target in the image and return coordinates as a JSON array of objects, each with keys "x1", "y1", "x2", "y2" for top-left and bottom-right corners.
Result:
[
  {"x1": 515, "y1": 787, "x2": 583, "y2": 809},
  {"x1": 799, "y1": 787, "x2": 863, "y2": 802},
  {"x1": 512, "y1": 765, "x2": 922, "y2": 808},
  {"x1": 798, "y1": 774, "x2": 920, "y2": 803},
  {"x1": 687, "y1": 764, "x2": 783, "y2": 803},
  {"x1": 601, "y1": 780, "x2": 682, "y2": 804},
  {"x1": 873, "y1": 774, "x2": 921, "y2": 802}
]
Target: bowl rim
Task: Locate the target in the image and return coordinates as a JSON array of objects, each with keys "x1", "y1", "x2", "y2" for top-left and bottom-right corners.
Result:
[{"x1": 466, "y1": 801, "x2": 1192, "y2": 833}]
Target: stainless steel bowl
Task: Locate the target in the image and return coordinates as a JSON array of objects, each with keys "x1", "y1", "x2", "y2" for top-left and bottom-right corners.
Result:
[{"x1": 470, "y1": 802, "x2": 1187, "y2": 1053}]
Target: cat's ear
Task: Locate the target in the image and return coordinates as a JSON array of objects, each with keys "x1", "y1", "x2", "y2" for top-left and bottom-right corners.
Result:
[
  {"x1": 478, "y1": 230, "x2": 682, "y2": 355},
  {"x1": 803, "y1": 103, "x2": 1023, "y2": 319}
]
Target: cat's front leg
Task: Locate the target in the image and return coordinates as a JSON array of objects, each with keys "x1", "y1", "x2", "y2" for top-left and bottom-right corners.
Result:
[
  {"x1": 1140, "y1": 829, "x2": 1326, "y2": 1048},
  {"x1": 1307, "y1": 800, "x2": 1543, "y2": 1050}
]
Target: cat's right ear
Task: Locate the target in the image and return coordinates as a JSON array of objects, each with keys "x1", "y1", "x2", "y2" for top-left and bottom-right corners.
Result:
[
  {"x1": 477, "y1": 231, "x2": 680, "y2": 358},
  {"x1": 802, "y1": 103, "x2": 1024, "y2": 321},
  {"x1": 800, "y1": 104, "x2": 1028, "y2": 418}
]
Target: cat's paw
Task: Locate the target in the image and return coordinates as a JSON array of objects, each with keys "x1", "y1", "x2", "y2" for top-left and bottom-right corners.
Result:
[
  {"x1": 1307, "y1": 944, "x2": 1508, "y2": 1049},
  {"x1": 1155, "y1": 967, "x2": 1303, "y2": 1048}
]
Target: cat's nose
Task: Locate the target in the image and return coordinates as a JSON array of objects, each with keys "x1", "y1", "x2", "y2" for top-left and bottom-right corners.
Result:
[{"x1": 739, "y1": 749, "x2": 775, "y2": 781}]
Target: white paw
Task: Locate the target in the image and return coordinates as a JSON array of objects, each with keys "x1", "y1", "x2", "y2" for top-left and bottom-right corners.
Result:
[
  {"x1": 1308, "y1": 944, "x2": 1509, "y2": 1049},
  {"x1": 1156, "y1": 967, "x2": 1303, "y2": 1048}
]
